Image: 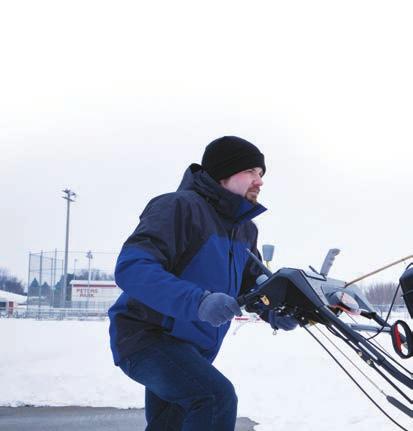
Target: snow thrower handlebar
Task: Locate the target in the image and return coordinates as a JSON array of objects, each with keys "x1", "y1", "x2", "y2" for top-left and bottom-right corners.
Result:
[
  {"x1": 237, "y1": 264, "x2": 413, "y2": 356},
  {"x1": 237, "y1": 249, "x2": 413, "y2": 427}
]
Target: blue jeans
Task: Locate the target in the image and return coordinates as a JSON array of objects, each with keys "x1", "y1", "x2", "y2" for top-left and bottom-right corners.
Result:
[{"x1": 119, "y1": 334, "x2": 238, "y2": 431}]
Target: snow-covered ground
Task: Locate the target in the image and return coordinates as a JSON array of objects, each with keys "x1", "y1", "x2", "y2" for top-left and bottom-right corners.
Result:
[{"x1": 1, "y1": 317, "x2": 411, "y2": 430}]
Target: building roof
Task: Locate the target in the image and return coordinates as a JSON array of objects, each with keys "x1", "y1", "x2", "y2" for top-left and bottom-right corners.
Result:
[{"x1": 0, "y1": 289, "x2": 27, "y2": 304}]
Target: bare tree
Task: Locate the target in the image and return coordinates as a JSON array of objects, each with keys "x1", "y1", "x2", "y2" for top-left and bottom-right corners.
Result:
[
  {"x1": 0, "y1": 267, "x2": 26, "y2": 295},
  {"x1": 75, "y1": 268, "x2": 115, "y2": 281},
  {"x1": 364, "y1": 281, "x2": 402, "y2": 306}
]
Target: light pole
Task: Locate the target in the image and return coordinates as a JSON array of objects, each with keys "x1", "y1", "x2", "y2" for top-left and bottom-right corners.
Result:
[{"x1": 62, "y1": 188, "x2": 76, "y2": 307}]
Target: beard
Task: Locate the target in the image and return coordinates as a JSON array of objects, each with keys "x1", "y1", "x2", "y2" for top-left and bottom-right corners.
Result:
[{"x1": 245, "y1": 189, "x2": 259, "y2": 204}]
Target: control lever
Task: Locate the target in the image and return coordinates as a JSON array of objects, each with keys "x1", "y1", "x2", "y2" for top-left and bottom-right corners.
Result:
[{"x1": 320, "y1": 248, "x2": 340, "y2": 277}]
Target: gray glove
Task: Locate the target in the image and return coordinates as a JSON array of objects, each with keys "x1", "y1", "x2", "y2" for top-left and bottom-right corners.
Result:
[
  {"x1": 198, "y1": 291, "x2": 242, "y2": 327},
  {"x1": 268, "y1": 310, "x2": 298, "y2": 331}
]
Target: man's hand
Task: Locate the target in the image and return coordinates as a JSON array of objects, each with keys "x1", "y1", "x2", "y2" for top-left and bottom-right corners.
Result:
[
  {"x1": 198, "y1": 292, "x2": 242, "y2": 327},
  {"x1": 268, "y1": 310, "x2": 298, "y2": 331}
]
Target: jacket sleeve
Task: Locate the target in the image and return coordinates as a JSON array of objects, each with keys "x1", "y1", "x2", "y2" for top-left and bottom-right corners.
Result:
[{"x1": 115, "y1": 193, "x2": 205, "y2": 321}]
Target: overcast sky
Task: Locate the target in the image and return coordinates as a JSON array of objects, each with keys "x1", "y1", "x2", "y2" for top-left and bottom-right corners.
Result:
[{"x1": 1, "y1": 0, "x2": 412, "y2": 287}]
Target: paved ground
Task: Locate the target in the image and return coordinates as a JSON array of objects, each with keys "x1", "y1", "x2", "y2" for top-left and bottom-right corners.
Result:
[{"x1": 0, "y1": 407, "x2": 258, "y2": 430}]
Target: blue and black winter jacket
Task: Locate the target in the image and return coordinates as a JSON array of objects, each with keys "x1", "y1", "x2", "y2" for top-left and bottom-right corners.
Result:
[{"x1": 108, "y1": 164, "x2": 267, "y2": 365}]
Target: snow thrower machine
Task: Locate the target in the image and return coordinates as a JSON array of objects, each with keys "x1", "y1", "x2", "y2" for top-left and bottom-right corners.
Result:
[{"x1": 237, "y1": 249, "x2": 413, "y2": 430}]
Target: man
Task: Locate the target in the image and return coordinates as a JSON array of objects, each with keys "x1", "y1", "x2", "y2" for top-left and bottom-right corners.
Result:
[{"x1": 109, "y1": 136, "x2": 296, "y2": 431}]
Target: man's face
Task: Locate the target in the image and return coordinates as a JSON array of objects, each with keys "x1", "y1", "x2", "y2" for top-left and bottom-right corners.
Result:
[{"x1": 219, "y1": 167, "x2": 264, "y2": 204}]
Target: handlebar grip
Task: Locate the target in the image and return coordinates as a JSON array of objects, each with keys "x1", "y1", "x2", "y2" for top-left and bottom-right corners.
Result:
[
  {"x1": 237, "y1": 295, "x2": 247, "y2": 307},
  {"x1": 237, "y1": 275, "x2": 270, "y2": 308}
]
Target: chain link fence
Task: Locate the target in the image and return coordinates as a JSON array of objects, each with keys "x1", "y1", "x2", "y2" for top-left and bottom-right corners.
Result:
[{"x1": 22, "y1": 250, "x2": 119, "y2": 319}]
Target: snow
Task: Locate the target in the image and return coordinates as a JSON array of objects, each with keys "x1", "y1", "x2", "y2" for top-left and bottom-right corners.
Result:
[
  {"x1": 1, "y1": 317, "x2": 411, "y2": 430},
  {"x1": 0, "y1": 289, "x2": 27, "y2": 304}
]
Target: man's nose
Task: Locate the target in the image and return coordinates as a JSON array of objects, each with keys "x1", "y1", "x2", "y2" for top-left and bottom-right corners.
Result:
[{"x1": 253, "y1": 175, "x2": 264, "y2": 187}]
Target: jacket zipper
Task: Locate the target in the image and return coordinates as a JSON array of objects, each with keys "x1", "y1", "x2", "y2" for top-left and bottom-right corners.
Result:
[
  {"x1": 229, "y1": 227, "x2": 237, "y2": 294},
  {"x1": 210, "y1": 227, "x2": 237, "y2": 353}
]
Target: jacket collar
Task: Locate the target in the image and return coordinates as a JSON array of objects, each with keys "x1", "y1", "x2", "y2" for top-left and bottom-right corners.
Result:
[{"x1": 177, "y1": 164, "x2": 267, "y2": 223}]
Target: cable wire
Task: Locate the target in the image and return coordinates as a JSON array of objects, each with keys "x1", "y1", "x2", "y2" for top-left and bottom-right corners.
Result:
[
  {"x1": 365, "y1": 283, "x2": 401, "y2": 341},
  {"x1": 313, "y1": 325, "x2": 385, "y2": 394},
  {"x1": 304, "y1": 326, "x2": 408, "y2": 431},
  {"x1": 346, "y1": 314, "x2": 413, "y2": 375}
]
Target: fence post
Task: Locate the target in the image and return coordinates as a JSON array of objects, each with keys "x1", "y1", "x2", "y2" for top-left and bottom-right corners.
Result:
[
  {"x1": 26, "y1": 253, "x2": 31, "y2": 316},
  {"x1": 38, "y1": 251, "x2": 43, "y2": 319}
]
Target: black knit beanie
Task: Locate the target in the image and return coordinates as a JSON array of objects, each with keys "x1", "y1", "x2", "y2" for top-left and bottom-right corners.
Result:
[{"x1": 201, "y1": 136, "x2": 266, "y2": 181}]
